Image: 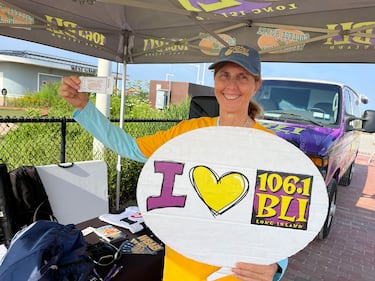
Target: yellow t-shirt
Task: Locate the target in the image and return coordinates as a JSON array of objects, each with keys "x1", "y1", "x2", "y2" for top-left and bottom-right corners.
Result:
[
  {"x1": 136, "y1": 116, "x2": 275, "y2": 281},
  {"x1": 137, "y1": 117, "x2": 273, "y2": 158}
]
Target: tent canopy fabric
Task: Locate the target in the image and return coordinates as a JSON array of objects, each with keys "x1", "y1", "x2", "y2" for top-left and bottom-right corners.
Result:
[{"x1": 1, "y1": 0, "x2": 375, "y2": 64}]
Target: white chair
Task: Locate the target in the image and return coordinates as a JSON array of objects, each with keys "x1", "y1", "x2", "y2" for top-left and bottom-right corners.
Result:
[{"x1": 36, "y1": 160, "x2": 109, "y2": 224}]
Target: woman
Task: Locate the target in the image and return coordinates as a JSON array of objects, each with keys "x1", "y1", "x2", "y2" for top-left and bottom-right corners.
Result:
[{"x1": 60, "y1": 45, "x2": 288, "y2": 281}]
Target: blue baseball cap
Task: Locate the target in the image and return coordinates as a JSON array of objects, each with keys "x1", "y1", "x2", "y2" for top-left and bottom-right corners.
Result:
[{"x1": 208, "y1": 45, "x2": 261, "y2": 77}]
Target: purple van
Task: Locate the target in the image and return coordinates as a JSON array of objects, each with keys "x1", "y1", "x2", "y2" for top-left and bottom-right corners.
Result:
[
  {"x1": 189, "y1": 78, "x2": 375, "y2": 239},
  {"x1": 254, "y1": 78, "x2": 375, "y2": 239}
]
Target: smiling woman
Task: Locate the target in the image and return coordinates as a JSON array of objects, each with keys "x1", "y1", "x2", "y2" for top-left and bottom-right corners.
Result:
[{"x1": 59, "y1": 44, "x2": 288, "y2": 281}]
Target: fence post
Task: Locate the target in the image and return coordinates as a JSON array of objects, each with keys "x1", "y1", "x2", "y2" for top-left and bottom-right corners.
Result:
[{"x1": 60, "y1": 117, "x2": 67, "y2": 163}]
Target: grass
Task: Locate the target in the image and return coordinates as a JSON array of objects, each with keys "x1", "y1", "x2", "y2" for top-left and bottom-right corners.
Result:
[{"x1": 0, "y1": 108, "x2": 28, "y2": 117}]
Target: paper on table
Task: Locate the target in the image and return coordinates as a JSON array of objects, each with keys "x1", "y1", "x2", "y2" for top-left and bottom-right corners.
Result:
[
  {"x1": 79, "y1": 76, "x2": 114, "y2": 95},
  {"x1": 99, "y1": 206, "x2": 145, "y2": 234},
  {"x1": 93, "y1": 225, "x2": 127, "y2": 242}
]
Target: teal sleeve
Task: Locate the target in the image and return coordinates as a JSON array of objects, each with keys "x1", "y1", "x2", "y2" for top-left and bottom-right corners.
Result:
[
  {"x1": 73, "y1": 101, "x2": 148, "y2": 163},
  {"x1": 273, "y1": 258, "x2": 288, "y2": 281}
]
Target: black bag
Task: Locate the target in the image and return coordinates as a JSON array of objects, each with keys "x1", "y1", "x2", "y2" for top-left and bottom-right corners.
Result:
[
  {"x1": 0, "y1": 163, "x2": 13, "y2": 246},
  {"x1": 0, "y1": 164, "x2": 56, "y2": 246}
]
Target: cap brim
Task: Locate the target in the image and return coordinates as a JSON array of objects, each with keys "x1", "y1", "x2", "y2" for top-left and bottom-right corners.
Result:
[{"x1": 208, "y1": 59, "x2": 259, "y2": 76}]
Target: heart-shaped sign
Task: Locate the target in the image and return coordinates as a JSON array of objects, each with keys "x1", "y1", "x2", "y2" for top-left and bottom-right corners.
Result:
[{"x1": 190, "y1": 166, "x2": 249, "y2": 215}]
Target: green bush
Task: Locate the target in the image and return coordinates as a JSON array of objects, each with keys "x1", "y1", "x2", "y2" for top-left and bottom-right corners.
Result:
[
  {"x1": 11, "y1": 83, "x2": 61, "y2": 108},
  {"x1": 3, "y1": 80, "x2": 189, "y2": 210},
  {"x1": 2, "y1": 122, "x2": 63, "y2": 166}
]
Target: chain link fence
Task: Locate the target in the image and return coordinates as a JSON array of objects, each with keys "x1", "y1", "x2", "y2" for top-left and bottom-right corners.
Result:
[{"x1": 0, "y1": 117, "x2": 180, "y2": 210}]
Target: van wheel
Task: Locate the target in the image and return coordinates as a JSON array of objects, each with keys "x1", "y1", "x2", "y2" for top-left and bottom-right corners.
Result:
[
  {"x1": 318, "y1": 178, "x2": 337, "y2": 240},
  {"x1": 339, "y1": 162, "x2": 354, "y2": 186}
]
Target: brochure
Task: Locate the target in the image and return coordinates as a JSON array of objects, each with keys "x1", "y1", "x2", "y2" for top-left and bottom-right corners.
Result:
[
  {"x1": 121, "y1": 234, "x2": 164, "y2": 255},
  {"x1": 93, "y1": 224, "x2": 127, "y2": 242}
]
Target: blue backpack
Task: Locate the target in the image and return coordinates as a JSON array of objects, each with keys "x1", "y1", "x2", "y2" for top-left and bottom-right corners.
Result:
[{"x1": 0, "y1": 220, "x2": 93, "y2": 281}]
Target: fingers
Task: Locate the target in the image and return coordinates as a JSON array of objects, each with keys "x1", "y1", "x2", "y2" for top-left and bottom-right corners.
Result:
[
  {"x1": 232, "y1": 262, "x2": 278, "y2": 281},
  {"x1": 64, "y1": 76, "x2": 80, "y2": 90},
  {"x1": 59, "y1": 76, "x2": 89, "y2": 110},
  {"x1": 60, "y1": 76, "x2": 80, "y2": 97}
]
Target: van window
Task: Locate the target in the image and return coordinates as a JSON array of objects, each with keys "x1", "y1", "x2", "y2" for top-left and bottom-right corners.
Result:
[
  {"x1": 344, "y1": 87, "x2": 361, "y2": 118},
  {"x1": 255, "y1": 80, "x2": 341, "y2": 127},
  {"x1": 344, "y1": 89, "x2": 352, "y2": 115},
  {"x1": 344, "y1": 87, "x2": 362, "y2": 129}
]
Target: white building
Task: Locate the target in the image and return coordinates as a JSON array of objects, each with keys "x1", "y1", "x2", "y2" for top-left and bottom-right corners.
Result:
[{"x1": 0, "y1": 50, "x2": 97, "y2": 97}]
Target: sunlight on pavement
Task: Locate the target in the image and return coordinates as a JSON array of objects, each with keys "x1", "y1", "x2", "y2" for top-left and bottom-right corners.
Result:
[{"x1": 356, "y1": 160, "x2": 375, "y2": 211}]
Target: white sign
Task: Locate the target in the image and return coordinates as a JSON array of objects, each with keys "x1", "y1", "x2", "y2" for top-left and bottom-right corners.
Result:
[{"x1": 137, "y1": 127, "x2": 328, "y2": 266}]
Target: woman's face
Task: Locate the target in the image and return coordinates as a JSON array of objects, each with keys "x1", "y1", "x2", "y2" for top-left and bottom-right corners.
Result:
[{"x1": 214, "y1": 62, "x2": 261, "y2": 115}]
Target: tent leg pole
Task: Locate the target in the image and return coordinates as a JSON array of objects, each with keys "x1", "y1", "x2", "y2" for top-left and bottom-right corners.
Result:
[
  {"x1": 115, "y1": 62, "x2": 127, "y2": 211},
  {"x1": 115, "y1": 155, "x2": 122, "y2": 211}
]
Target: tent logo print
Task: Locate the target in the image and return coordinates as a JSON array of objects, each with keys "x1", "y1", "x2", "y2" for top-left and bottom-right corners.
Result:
[
  {"x1": 45, "y1": 15, "x2": 106, "y2": 47},
  {"x1": 178, "y1": 0, "x2": 272, "y2": 15},
  {"x1": 257, "y1": 27, "x2": 309, "y2": 53}
]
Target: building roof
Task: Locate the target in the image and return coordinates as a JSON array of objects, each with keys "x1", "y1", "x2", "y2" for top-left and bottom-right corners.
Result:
[{"x1": 0, "y1": 50, "x2": 97, "y2": 75}]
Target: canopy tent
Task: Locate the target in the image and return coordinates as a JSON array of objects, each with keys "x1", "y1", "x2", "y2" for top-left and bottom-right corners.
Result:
[
  {"x1": 2, "y1": 0, "x2": 375, "y2": 210},
  {"x1": 1, "y1": 0, "x2": 375, "y2": 64}
]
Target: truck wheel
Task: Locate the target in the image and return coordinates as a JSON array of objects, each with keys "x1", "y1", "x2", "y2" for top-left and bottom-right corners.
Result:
[
  {"x1": 339, "y1": 162, "x2": 354, "y2": 186},
  {"x1": 318, "y1": 178, "x2": 337, "y2": 240}
]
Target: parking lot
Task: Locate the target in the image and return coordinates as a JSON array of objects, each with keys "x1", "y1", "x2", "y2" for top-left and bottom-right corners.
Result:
[{"x1": 283, "y1": 154, "x2": 375, "y2": 281}]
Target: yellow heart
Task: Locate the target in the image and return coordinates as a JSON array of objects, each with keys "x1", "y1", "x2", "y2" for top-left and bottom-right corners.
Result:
[{"x1": 190, "y1": 166, "x2": 249, "y2": 215}]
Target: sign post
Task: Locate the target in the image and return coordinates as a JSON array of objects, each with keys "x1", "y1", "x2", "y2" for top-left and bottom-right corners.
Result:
[{"x1": 1, "y1": 88, "x2": 7, "y2": 106}]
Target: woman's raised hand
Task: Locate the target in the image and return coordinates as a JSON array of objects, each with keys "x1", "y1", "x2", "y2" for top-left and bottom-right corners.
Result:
[{"x1": 59, "y1": 76, "x2": 89, "y2": 111}]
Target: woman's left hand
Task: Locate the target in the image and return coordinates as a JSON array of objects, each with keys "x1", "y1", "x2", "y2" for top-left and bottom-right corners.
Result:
[{"x1": 231, "y1": 262, "x2": 278, "y2": 281}]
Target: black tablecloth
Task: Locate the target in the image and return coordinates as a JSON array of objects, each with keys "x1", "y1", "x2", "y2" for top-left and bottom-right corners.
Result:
[{"x1": 76, "y1": 217, "x2": 165, "y2": 281}]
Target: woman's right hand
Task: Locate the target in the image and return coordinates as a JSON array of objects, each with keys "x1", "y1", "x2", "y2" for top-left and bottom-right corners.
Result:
[{"x1": 59, "y1": 76, "x2": 89, "y2": 111}]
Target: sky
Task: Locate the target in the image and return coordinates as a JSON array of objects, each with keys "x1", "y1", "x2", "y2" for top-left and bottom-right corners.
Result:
[{"x1": 1, "y1": 35, "x2": 375, "y2": 111}]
